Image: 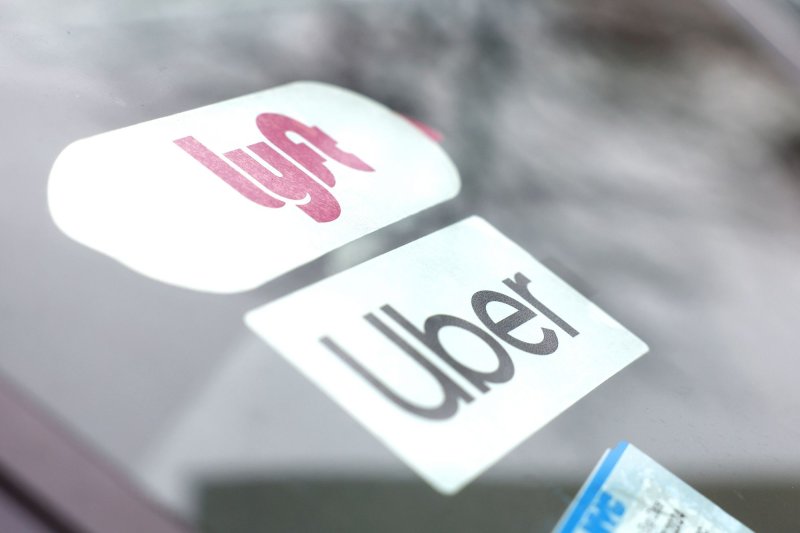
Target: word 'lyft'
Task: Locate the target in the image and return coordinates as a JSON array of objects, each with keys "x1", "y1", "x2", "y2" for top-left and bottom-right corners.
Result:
[
  {"x1": 320, "y1": 272, "x2": 580, "y2": 420},
  {"x1": 174, "y1": 113, "x2": 374, "y2": 222}
]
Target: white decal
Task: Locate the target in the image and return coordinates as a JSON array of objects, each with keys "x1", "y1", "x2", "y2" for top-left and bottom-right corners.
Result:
[
  {"x1": 245, "y1": 217, "x2": 648, "y2": 494},
  {"x1": 48, "y1": 81, "x2": 460, "y2": 293}
]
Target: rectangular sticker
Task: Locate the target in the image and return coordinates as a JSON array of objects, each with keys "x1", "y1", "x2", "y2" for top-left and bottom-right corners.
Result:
[
  {"x1": 245, "y1": 217, "x2": 648, "y2": 494},
  {"x1": 553, "y1": 442, "x2": 754, "y2": 533},
  {"x1": 48, "y1": 81, "x2": 460, "y2": 293}
]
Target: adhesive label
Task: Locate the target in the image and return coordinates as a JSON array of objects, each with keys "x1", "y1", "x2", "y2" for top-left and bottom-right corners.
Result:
[
  {"x1": 554, "y1": 442, "x2": 754, "y2": 533},
  {"x1": 48, "y1": 81, "x2": 460, "y2": 293},
  {"x1": 245, "y1": 217, "x2": 648, "y2": 494}
]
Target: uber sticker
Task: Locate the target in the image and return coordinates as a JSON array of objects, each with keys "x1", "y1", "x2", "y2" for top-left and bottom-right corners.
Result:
[
  {"x1": 48, "y1": 81, "x2": 460, "y2": 293},
  {"x1": 245, "y1": 217, "x2": 648, "y2": 494},
  {"x1": 553, "y1": 442, "x2": 753, "y2": 533}
]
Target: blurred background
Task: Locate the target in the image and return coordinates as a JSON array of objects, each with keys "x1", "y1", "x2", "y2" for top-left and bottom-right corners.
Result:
[{"x1": 2, "y1": 0, "x2": 800, "y2": 531}]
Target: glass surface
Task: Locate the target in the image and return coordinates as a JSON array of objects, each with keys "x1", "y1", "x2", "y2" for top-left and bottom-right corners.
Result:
[{"x1": 2, "y1": 1, "x2": 799, "y2": 531}]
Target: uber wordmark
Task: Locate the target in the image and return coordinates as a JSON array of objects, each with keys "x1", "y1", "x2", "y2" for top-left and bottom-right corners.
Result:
[
  {"x1": 246, "y1": 217, "x2": 647, "y2": 494},
  {"x1": 320, "y1": 272, "x2": 578, "y2": 420}
]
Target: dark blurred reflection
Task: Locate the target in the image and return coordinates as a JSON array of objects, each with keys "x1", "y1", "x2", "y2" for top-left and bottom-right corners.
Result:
[
  {"x1": 197, "y1": 478, "x2": 799, "y2": 533},
  {"x1": 199, "y1": 479, "x2": 572, "y2": 533},
  {"x1": 0, "y1": 476, "x2": 72, "y2": 533}
]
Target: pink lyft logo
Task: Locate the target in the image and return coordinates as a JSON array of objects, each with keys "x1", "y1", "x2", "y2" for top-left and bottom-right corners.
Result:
[{"x1": 174, "y1": 113, "x2": 374, "y2": 222}]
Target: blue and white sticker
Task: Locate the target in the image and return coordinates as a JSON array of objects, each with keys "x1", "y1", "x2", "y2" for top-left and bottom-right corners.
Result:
[{"x1": 554, "y1": 442, "x2": 754, "y2": 533}]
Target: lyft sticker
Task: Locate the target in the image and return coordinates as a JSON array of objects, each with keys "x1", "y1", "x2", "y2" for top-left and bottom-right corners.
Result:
[
  {"x1": 554, "y1": 442, "x2": 754, "y2": 533},
  {"x1": 245, "y1": 217, "x2": 648, "y2": 494},
  {"x1": 48, "y1": 82, "x2": 460, "y2": 293}
]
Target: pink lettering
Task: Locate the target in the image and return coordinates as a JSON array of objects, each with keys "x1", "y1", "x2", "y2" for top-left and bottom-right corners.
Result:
[
  {"x1": 173, "y1": 137, "x2": 285, "y2": 208},
  {"x1": 174, "y1": 113, "x2": 373, "y2": 223},
  {"x1": 225, "y1": 142, "x2": 340, "y2": 223},
  {"x1": 256, "y1": 113, "x2": 374, "y2": 188}
]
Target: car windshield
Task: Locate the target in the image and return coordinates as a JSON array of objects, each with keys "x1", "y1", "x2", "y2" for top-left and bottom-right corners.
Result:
[{"x1": 1, "y1": 1, "x2": 799, "y2": 532}]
